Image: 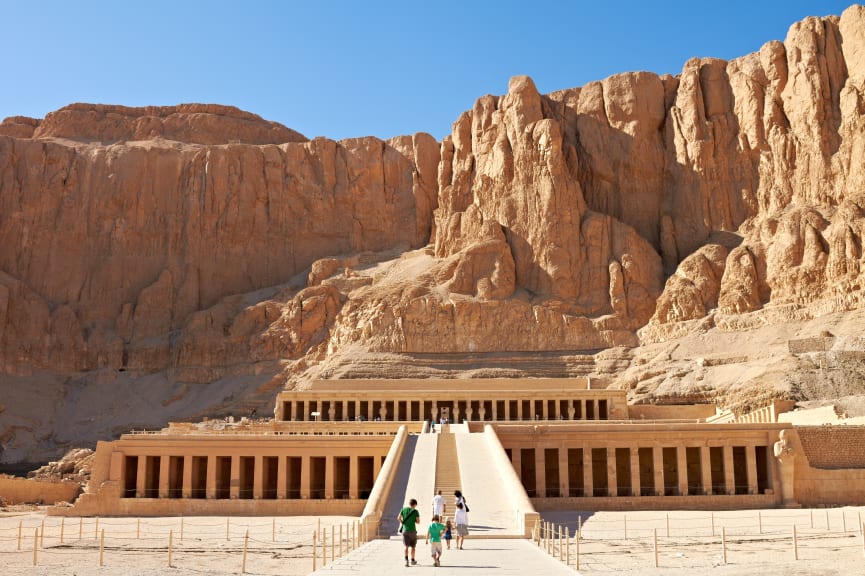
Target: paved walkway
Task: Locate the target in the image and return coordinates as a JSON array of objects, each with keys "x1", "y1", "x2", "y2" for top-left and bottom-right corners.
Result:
[{"x1": 309, "y1": 536, "x2": 576, "y2": 575}]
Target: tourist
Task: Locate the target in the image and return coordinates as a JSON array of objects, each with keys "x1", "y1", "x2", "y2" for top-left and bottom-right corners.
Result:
[
  {"x1": 398, "y1": 498, "x2": 420, "y2": 566},
  {"x1": 443, "y1": 517, "x2": 453, "y2": 549},
  {"x1": 431, "y1": 489, "x2": 446, "y2": 517},
  {"x1": 425, "y1": 514, "x2": 446, "y2": 567},
  {"x1": 454, "y1": 489, "x2": 469, "y2": 512},
  {"x1": 454, "y1": 501, "x2": 469, "y2": 549}
]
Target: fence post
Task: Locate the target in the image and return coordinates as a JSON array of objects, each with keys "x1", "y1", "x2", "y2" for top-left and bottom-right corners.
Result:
[
  {"x1": 33, "y1": 528, "x2": 38, "y2": 566},
  {"x1": 95, "y1": 516, "x2": 99, "y2": 540},
  {"x1": 758, "y1": 511, "x2": 762, "y2": 534},
  {"x1": 242, "y1": 529, "x2": 249, "y2": 574},
  {"x1": 168, "y1": 530, "x2": 174, "y2": 568},
  {"x1": 793, "y1": 524, "x2": 799, "y2": 560},
  {"x1": 40, "y1": 518, "x2": 45, "y2": 548},
  {"x1": 666, "y1": 514, "x2": 670, "y2": 538},
  {"x1": 331, "y1": 524, "x2": 335, "y2": 562},
  {"x1": 100, "y1": 528, "x2": 105, "y2": 566},
  {"x1": 17, "y1": 520, "x2": 22, "y2": 550},
  {"x1": 340, "y1": 523, "x2": 343, "y2": 557},
  {"x1": 323, "y1": 527, "x2": 327, "y2": 566},
  {"x1": 843, "y1": 510, "x2": 847, "y2": 533},
  {"x1": 810, "y1": 509, "x2": 814, "y2": 529},
  {"x1": 61, "y1": 517, "x2": 65, "y2": 544},
  {"x1": 653, "y1": 527, "x2": 659, "y2": 568},
  {"x1": 624, "y1": 515, "x2": 628, "y2": 540},
  {"x1": 711, "y1": 511, "x2": 715, "y2": 537},
  {"x1": 273, "y1": 517, "x2": 276, "y2": 542},
  {"x1": 826, "y1": 509, "x2": 830, "y2": 531},
  {"x1": 566, "y1": 527, "x2": 570, "y2": 566},
  {"x1": 79, "y1": 517, "x2": 83, "y2": 540},
  {"x1": 137, "y1": 518, "x2": 141, "y2": 539},
  {"x1": 312, "y1": 530, "x2": 317, "y2": 572},
  {"x1": 722, "y1": 527, "x2": 727, "y2": 565},
  {"x1": 576, "y1": 525, "x2": 580, "y2": 570},
  {"x1": 862, "y1": 523, "x2": 865, "y2": 556},
  {"x1": 559, "y1": 524, "x2": 563, "y2": 560},
  {"x1": 181, "y1": 515, "x2": 185, "y2": 542}
]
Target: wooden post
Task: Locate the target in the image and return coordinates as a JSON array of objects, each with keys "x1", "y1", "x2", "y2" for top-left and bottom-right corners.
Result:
[
  {"x1": 33, "y1": 528, "x2": 38, "y2": 566},
  {"x1": 862, "y1": 523, "x2": 865, "y2": 556},
  {"x1": 758, "y1": 511, "x2": 762, "y2": 534},
  {"x1": 340, "y1": 523, "x2": 343, "y2": 557},
  {"x1": 666, "y1": 514, "x2": 670, "y2": 538},
  {"x1": 40, "y1": 518, "x2": 45, "y2": 548},
  {"x1": 181, "y1": 515, "x2": 185, "y2": 542},
  {"x1": 100, "y1": 528, "x2": 105, "y2": 567},
  {"x1": 810, "y1": 509, "x2": 814, "y2": 529},
  {"x1": 79, "y1": 516, "x2": 83, "y2": 540},
  {"x1": 576, "y1": 525, "x2": 580, "y2": 570},
  {"x1": 624, "y1": 514, "x2": 628, "y2": 540},
  {"x1": 17, "y1": 520, "x2": 22, "y2": 550},
  {"x1": 95, "y1": 516, "x2": 99, "y2": 539},
  {"x1": 312, "y1": 530, "x2": 317, "y2": 572},
  {"x1": 331, "y1": 524, "x2": 335, "y2": 562},
  {"x1": 843, "y1": 510, "x2": 847, "y2": 533},
  {"x1": 137, "y1": 518, "x2": 141, "y2": 539},
  {"x1": 272, "y1": 517, "x2": 276, "y2": 542},
  {"x1": 711, "y1": 512, "x2": 715, "y2": 537},
  {"x1": 826, "y1": 509, "x2": 830, "y2": 531},
  {"x1": 559, "y1": 524, "x2": 563, "y2": 560},
  {"x1": 168, "y1": 530, "x2": 173, "y2": 568},
  {"x1": 653, "y1": 528, "x2": 659, "y2": 568},
  {"x1": 226, "y1": 517, "x2": 230, "y2": 541},
  {"x1": 578, "y1": 515, "x2": 582, "y2": 539},
  {"x1": 793, "y1": 524, "x2": 799, "y2": 560},
  {"x1": 566, "y1": 527, "x2": 570, "y2": 566},
  {"x1": 323, "y1": 527, "x2": 327, "y2": 566},
  {"x1": 722, "y1": 527, "x2": 727, "y2": 565},
  {"x1": 61, "y1": 517, "x2": 65, "y2": 544},
  {"x1": 242, "y1": 529, "x2": 249, "y2": 574}
]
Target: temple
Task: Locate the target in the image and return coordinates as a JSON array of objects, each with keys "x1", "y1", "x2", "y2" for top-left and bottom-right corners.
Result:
[{"x1": 51, "y1": 378, "x2": 865, "y2": 537}]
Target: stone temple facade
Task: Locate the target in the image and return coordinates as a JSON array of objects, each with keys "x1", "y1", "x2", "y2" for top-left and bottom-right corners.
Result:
[{"x1": 50, "y1": 378, "x2": 865, "y2": 538}]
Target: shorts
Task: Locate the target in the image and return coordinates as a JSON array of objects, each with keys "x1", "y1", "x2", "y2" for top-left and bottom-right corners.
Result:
[
  {"x1": 430, "y1": 541, "x2": 442, "y2": 556},
  {"x1": 402, "y1": 530, "x2": 418, "y2": 548},
  {"x1": 456, "y1": 524, "x2": 469, "y2": 537}
]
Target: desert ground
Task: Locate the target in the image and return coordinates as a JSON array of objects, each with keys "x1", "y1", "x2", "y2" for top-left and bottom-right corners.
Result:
[{"x1": 2, "y1": 506, "x2": 863, "y2": 575}]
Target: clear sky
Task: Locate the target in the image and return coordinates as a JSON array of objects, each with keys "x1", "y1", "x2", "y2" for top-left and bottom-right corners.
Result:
[{"x1": 1, "y1": 1, "x2": 856, "y2": 141}]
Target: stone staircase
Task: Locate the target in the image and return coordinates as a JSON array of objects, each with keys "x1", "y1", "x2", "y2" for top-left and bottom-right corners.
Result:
[{"x1": 434, "y1": 432, "x2": 463, "y2": 517}]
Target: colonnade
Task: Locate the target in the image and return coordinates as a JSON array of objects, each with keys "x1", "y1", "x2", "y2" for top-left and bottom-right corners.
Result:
[
  {"x1": 509, "y1": 443, "x2": 772, "y2": 499},
  {"x1": 281, "y1": 396, "x2": 613, "y2": 422}
]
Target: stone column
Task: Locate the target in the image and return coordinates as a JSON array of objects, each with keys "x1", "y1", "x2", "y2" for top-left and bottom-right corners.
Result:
[
  {"x1": 182, "y1": 455, "x2": 193, "y2": 498},
  {"x1": 542, "y1": 399, "x2": 549, "y2": 420},
  {"x1": 607, "y1": 448, "x2": 618, "y2": 497},
  {"x1": 516, "y1": 401, "x2": 522, "y2": 420},
  {"x1": 354, "y1": 400, "x2": 361, "y2": 421},
  {"x1": 230, "y1": 455, "x2": 240, "y2": 499},
  {"x1": 342, "y1": 400, "x2": 349, "y2": 421},
  {"x1": 300, "y1": 456, "x2": 311, "y2": 499},
  {"x1": 578, "y1": 400, "x2": 585, "y2": 420},
  {"x1": 325, "y1": 456, "x2": 334, "y2": 499},
  {"x1": 379, "y1": 401, "x2": 387, "y2": 421},
  {"x1": 136, "y1": 456, "x2": 148, "y2": 498},
  {"x1": 568, "y1": 400, "x2": 575, "y2": 420},
  {"x1": 368, "y1": 401, "x2": 375, "y2": 421},
  {"x1": 301, "y1": 400, "x2": 308, "y2": 421},
  {"x1": 746, "y1": 445, "x2": 758, "y2": 494},
  {"x1": 652, "y1": 447, "x2": 664, "y2": 496},
  {"x1": 465, "y1": 401, "x2": 474, "y2": 421},
  {"x1": 453, "y1": 405, "x2": 461, "y2": 424},
  {"x1": 511, "y1": 447, "x2": 522, "y2": 477},
  {"x1": 492, "y1": 402, "x2": 498, "y2": 421},
  {"x1": 558, "y1": 448, "x2": 569, "y2": 497},
  {"x1": 479, "y1": 404, "x2": 487, "y2": 421},
  {"x1": 276, "y1": 456, "x2": 287, "y2": 499},
  {"x1": 535, "y1": 447, "x2": 546, "y2": 497},
  {"x1": 253, "y1": 456, "x2": 264, "y2": 499},
  {"x1": 373, "y1": 455, "x2": 383, "y2": 482},
  {"x1": 723, "y1": 446, "x2": 736, "y2": 495},
  {"x1": 676, "y1": 447, "x2": 688, "y2": 496},
  {"x1": 432, "y1": 401, "x2": 439, "y2": 422},
  {"x1": 158, "y1": 457, "x2": 170, "y2": 498},
  {"x1": 700, "y1": 447, "x2": 713, "y2": 495},
  {"x1": 206, "y1": 455, "x2": 217, "y2": 499},
  {"x1": 630, "y1": 448, "x2": 640, "y2": 497},
  {"x1": 583, "y1": 448, "x2": 594, "y2": 497},
  {"x1": 504, "y1": 400, "x2": 511, "y2": 420},
  {"x1": 349, "y1": 455, "x2": 359, "y2": 499}
]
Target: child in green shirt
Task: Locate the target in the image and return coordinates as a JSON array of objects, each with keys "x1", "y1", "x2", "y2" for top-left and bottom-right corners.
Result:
[{"x1": 426, "y1": 514, "x2": 446, "y2": 567}]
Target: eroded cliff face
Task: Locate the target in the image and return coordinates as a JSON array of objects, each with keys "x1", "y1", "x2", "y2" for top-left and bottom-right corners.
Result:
[{"x1": 2, "y1": 6, "x2": 865, "y2": 466}]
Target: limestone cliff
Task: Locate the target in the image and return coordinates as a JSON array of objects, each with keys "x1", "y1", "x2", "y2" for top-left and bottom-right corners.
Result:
[{"x1": 2, "y1": 6, "x2": 865, "y2": 467}]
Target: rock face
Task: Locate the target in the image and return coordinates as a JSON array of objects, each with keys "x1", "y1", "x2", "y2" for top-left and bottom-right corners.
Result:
[{"x1": 2, "y1": 6, "x2": 865, "y2": 466}]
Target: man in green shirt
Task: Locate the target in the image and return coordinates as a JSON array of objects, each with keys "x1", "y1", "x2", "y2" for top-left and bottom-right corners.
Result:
[
  {"x1": 398, "y1": 498, "x2": 420, "y2": 566},
  {"x1": 425, "y1": 514, "x2": 446, "y2": 567}
]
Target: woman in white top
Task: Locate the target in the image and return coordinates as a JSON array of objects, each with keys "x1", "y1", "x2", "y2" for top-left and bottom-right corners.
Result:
[{"x1": 453, "y1": 500, "x2": 468, "y2": 549}]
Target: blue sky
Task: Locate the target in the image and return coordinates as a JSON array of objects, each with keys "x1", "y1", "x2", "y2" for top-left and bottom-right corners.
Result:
[{"x1": 1, "y1": 1, "x2": 856, "y2": 141}]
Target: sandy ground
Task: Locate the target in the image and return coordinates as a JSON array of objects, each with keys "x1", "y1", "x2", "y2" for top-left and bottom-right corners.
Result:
[{"x1": 2, "y1": 507, "x2": 864, "y2": 575}]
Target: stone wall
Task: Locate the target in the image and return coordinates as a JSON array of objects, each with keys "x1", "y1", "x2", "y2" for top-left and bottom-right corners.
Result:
[
  {"x1": 0, "y1": 476, "x2": 81, "y2": 504},
  {"x1": 796, "y1": 426, "x2": 865, "y2": 469}
]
